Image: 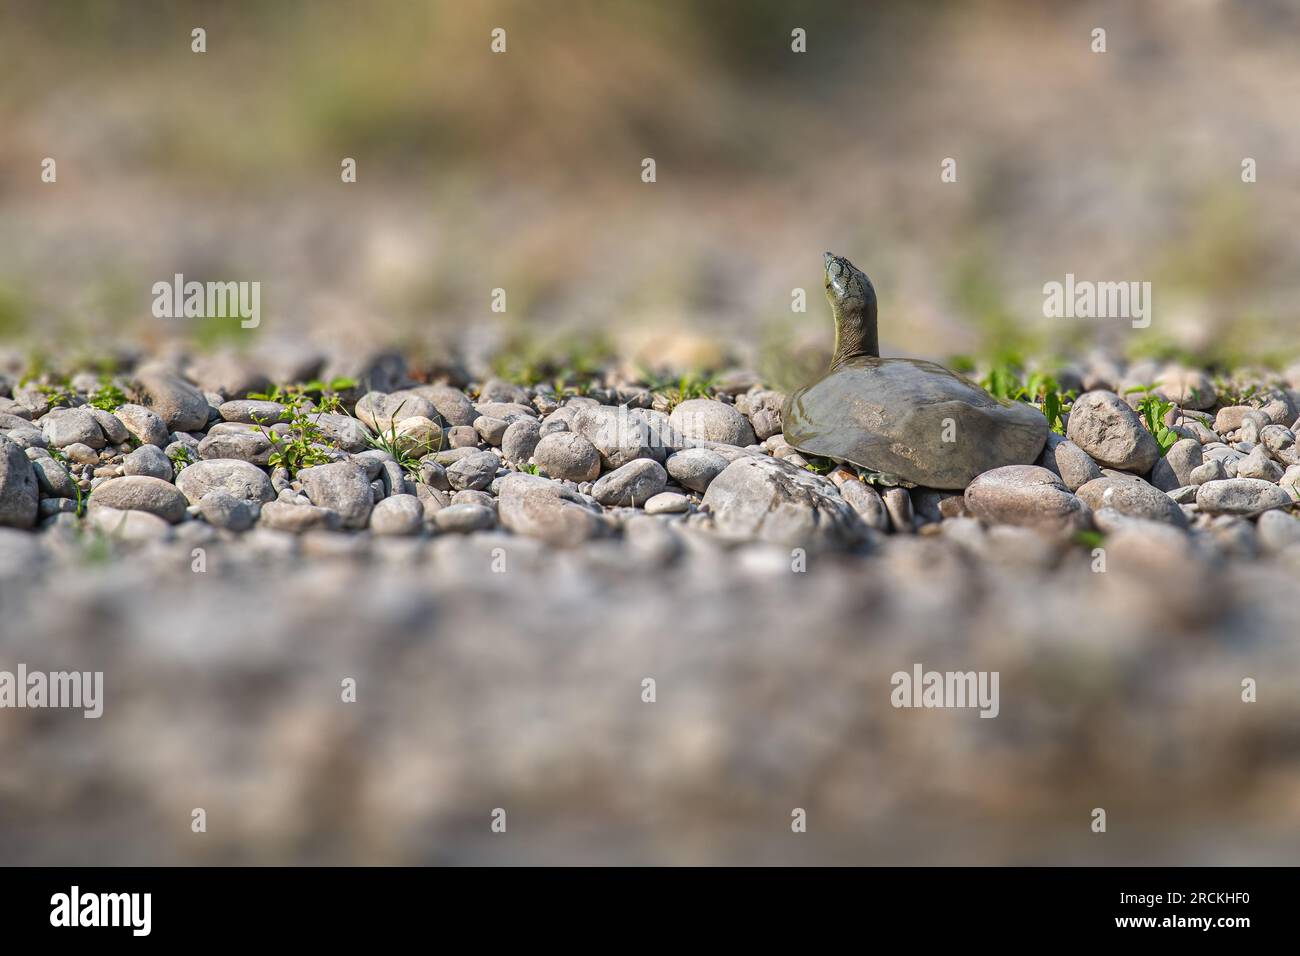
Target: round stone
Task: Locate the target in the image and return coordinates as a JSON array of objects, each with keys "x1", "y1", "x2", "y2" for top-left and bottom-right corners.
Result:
[
  {"x1": 669, "y1": 398, "x2": 757, "y2": 448},
  {"x1": 370, "y1": 494, "x2": 424, "y2": 536},
  {"x1": 89, "y1": 475, "x2": 188, "y2": 523},
  {"x1": 533, "y1": 432, "x2": 601, "y2": 483},
  {"x1": 964, "y1": 465, "x2": 1088, "y2": 530},
  {"x1": 1065, "y1": 390, "x2": 1159, "y2": 473},
  {"x1": 591, "y1": 459, "x2": 667, "y2": 507}
]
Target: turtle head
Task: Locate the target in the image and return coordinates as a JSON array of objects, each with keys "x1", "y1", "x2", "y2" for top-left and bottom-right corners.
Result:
[{"x1": 823, "y1": 252, "x2": 879, "y2": 366}]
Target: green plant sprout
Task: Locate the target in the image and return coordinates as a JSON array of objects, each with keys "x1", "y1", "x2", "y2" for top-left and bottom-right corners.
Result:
[
  {"x1": 359, "y1": 397, "x2": 443, "y2": 487},
  {"x1": 87, "y1": 376, "x2": 128, "y2": 412},
  {"x1": 247, "y1": 382, "x2": 350, "y2": 477},
  {"x1": 643, "y1": 369, "x2": 716, "y2": 412},
  {"x1": 1124, "y1": 384, "x2": 1180, "y2": 456},
  {"x1": 980, "y1": 364, "x2": 1075, "y2": 435},
  {"x1": 167, "y1": 444, "x2": 197, "y2": 475},
  {"x1": 46, "y1": 447, "x2": 87, "y2": 518}
]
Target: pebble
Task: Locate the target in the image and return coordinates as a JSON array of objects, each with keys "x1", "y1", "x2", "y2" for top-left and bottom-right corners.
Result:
[
  {"x1": 40, "y1": 407, "x2": 105, "y2": 449},
  {"x1": 186, "y1": 355, "x2": 271, "y2": 400},
  {"x1": 175, "y1": 458, "x2": 276, "y2": 504},
  {"x1": 198, "y1": 428, "x2": 273, "y2": 465},
  {"x1": 413, "y1": 385, "x2": 479, "y2": 426},
  {"x1": 433, "y1": 502, "x2": 498, "y2": 533},
  {"x1": 1150, "y1": 438, "x2": 1203, "y2": 491},
  {"x1": 834, "y1": 477, "x2": 890, "y2": 531},
  {"x1": 1076, "y1": 475, "x2": 1187, "y2": 528},
  {"x1": 1195, "y1": 478, "x2": 1293, "y2": 517},
  {"x1": 1065, "y1": 390, "x2": 1159, "y2": 473},
  {"x1": 474, "y1": 401, "x2": 537, "y2": 422},
  {"x1": 591, "y1": 459, "x2": 667, "y2": 507},
  {"x1": 87, "y1": 407, "x2": 129, "y2": 444},
  {"x1": 736, "y1": 389, "x2": 785, "y2": 441},
  {"x1": 1156, "y1": 367, "x2": 1216, "y2": 410},
  {"x1": 473, "y1": 415, "x2": 509, "y2": 446},
  {"x1": 356, "y1": 391, "x2": 440, "y2": 431},
  {"x1": 533, "y1": 432, "x2": 602, "y2": 483},
  {"x1": 1281, "y1": 465, "x2": 1300, "y2": 502},
  {"x1": 311, "y1": 413, "x2": 372, "y2": 453},
  {"x1": 1235, "y1": 445, "x2": 1284, "y2": 482},
  {"x1": 219, "y1": 400, "x2": 290, "y2": 424},
  {"x1": 497, "y1": 473, "x2": 605, "y2": 547},
  {"x1": 133, "y1": 364, "x2": 211, "y2": 432},
  {"x1": 665, "y1": 448, "x2": 728, "y2": 493},
  {"x1": 881, "y1": 487, "x2": 915, "y2": 534},
  {"x1": 85, "y1": 505, "x2": 173, "y2": 541},
  {"x1": 418, "y1": 457, "x2": 451, "y2": 491},
  {"x1": 478, "y1": 379, "x2": 532, "y2": 405},
  {"x1": 392, "y1": 416, "x2": 443, "y2": 458},
  {"x1": 63, "y1": 443, "x2": 98, "y2": 465},
  {"x1": 1260, "y1": 425, "x2": 1298, "y2": 466},
  {"x1": 122, "y1": 444, "x2": 175, "y2": 480},
  {"x1": 198, "y1": 489, "x2": 255, "y2": 532},
  {"x1": 1035, "y1": 432, "x2": 1102, "y2": 491},
  {"x1": 500, "y1": 418, "x2": 542, "y2": 464},
  {"x1": 1188, "y1": 458, "x2": 1227, "y2": 486},
  {"x1": 370, "y1": 494, "x2": 424, "y2": 536},
  {"x1": 259, "y1": 500, "x2": 341, "y2": 533},
  {"x1": 89, "y1": 476, "x2": 189, "y2": 523},
  {"x1": 0, "y1": 436, "x2": 39, "y2": 529},
  {"x1": 644, "y1": 491, "x2": 690, "y2": 515},
  {"x1": 446, "y1": 450, "x2": 500, "y2": 492},
  {"x1": 669, "y1": 398, "x2": 757, "y2": 448},
  {"x1": 113, "y1": 404, "x2": 171, "y2": 447},
  {"x1": 447, "y1": 425, "x2": 479, "y2": 448},
  {"x1": 31, "y1": 455, "x2": 77, "y2": 498},
  {"x1": 451, "y1": 489, "x2": 495, "y2": 508},
  {"x1": 299, "y1": 459, "x2": 375, "y2": 529},
  {"x1": 1256, "y1": 510, "x2": 1300, "y2": 552},
  {"x1": 964, "y1": 465, "x2": 1088, "y2": 531},
  {"x1": 572, "y1": 405, "x2": 661, "y2": 469},
  {"x1": 0, "y1": 425, "x2": 45, "y2": 450},
  {"x1": 701, "y1": 455, "x2": 866, "y2": 550}
]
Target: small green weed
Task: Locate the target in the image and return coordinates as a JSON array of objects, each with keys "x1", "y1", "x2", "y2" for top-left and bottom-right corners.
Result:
[
  {"x1": 361, "y1": 398, "x2": 443, "y2": 486},
  {"x1": 803, "y1": 455, "x2": 837, "y2": 476},
  {"x1": 36, "y1": 381, "x2": 77, "y2": 409},
  {"x1": 644, "y1": 370, "x2": 716, "y2": 412},
  {"x1": 167, "y1": 444, "x2": 197, "y2": 475},
  {"x1": 491, "y1": 332, "x2": 614, "y2": 389},
  {"x1": 46, "y1": 447, "x2": 87, "y2": 518},
  {"x1": 87, "y1": 377, "x2": 128, "y2": 412},
  {"x1": 980, "y1": 364, "x2": 1075, "y2": 434},
  {"x1": 1212, "y1": 377, "x2": 1257, "y2": 407},
  {"x1": 1074, "y1": 529, "x2": 1105, "y2": 550},
  {"x1": 247, "y1": 383, "x2": 347, "y2": 477},
  {"x1": 1124, "y1": 385, "x2": 1180, "y2": 456}
]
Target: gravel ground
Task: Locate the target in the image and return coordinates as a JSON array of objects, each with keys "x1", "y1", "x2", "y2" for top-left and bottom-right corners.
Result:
[{"x1": 3, "y1": 348, "x2": 1300, "y2": 863}]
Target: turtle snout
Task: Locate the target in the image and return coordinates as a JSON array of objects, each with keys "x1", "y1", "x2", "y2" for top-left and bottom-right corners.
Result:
[{"x1": 823, "y1": 252, "x2": 843, "y2": 280}]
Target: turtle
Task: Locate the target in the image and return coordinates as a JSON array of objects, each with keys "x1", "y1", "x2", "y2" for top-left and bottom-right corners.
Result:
[{"x1": 781, "y1": 253, "x2": 1048, "y2": 490}]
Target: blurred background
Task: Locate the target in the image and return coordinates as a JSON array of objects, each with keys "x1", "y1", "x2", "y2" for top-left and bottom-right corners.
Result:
[
  {"x1": 3, "y1": 1, "x2": 1300, "y2": 867},
  {"x1": 2, "y1": 0, "x2": 1298, "y2": 386}
]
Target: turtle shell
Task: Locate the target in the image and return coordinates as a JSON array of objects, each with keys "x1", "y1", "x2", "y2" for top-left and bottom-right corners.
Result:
[{"x1": 782, "y1": 356, "x2": 1048, "y2": 490}]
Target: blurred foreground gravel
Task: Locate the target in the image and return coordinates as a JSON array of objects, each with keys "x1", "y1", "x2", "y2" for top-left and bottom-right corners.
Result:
[{"x1": 3, "y1": 519, "x2": 1299, "y2": 865}]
